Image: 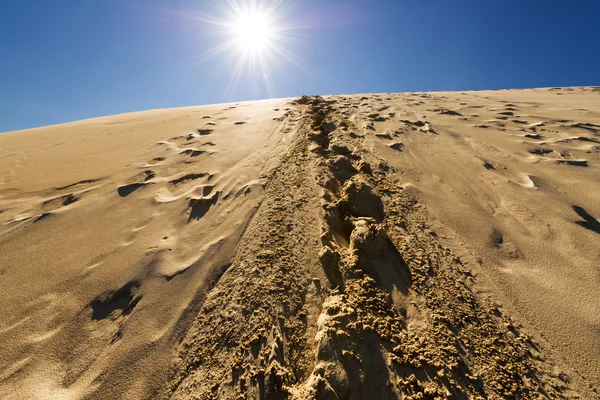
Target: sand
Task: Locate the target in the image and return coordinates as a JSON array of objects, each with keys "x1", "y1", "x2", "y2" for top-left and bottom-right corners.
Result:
[{"x1": 0, "y1": 87, "x2": 598, "y2": 399}]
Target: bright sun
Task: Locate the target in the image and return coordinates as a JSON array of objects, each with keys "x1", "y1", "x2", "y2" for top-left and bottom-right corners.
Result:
[
  {"x1": 190, "y1": 1, "x2": 300, "y2": 96},
  {"x1": 231, "y1": 11, "x2": 274, "y2": 53}
]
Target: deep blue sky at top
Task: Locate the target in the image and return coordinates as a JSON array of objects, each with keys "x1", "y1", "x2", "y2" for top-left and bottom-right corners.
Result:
[{"x1": 1, "y1": 0, "x2": 598, "y2": 132}]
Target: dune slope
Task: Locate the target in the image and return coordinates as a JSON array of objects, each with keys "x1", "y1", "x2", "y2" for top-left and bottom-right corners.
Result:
[{"x1": 1, "y1": 88, "x2": 599, "y2": 399}]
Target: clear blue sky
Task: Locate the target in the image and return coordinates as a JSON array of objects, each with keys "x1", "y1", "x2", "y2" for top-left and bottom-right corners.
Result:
[{"x1": 1, "y1": 0, "x2": 598, "y2": 132}]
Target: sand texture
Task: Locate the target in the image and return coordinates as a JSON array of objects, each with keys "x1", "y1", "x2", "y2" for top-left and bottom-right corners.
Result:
[{"x1": 0, "y1": 87, "x2": 599, "y2": 399}]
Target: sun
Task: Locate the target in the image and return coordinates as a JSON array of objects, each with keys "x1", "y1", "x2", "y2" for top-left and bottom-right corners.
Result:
[
  {"x1": 231, "y1": 11, "x2": 274, "y2": 53},
  {"x1": 184, "y1": 1, "x2": 304, "y2": 97}
]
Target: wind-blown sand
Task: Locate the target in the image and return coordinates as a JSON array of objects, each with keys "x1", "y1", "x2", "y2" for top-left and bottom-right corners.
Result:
[{"x1": 0, "y1": 87, "x2": 599, "y2": 399}]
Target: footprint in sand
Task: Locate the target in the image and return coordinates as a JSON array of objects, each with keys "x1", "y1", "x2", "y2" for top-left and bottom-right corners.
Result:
[
  {"x1": 43, "y1": 194, "x2": 78, "y2": 209},
  {"x1": 435, "y1": 108, "x2": 462, "y2": 116},
  {"x1": 573, "y1": 206, "x2": 600, "y2": 235},
  {"x1": 117, "y1": 170, "x2": 155, "y2": 197},
  {"x1": 169, "y1": 173, "x2": 209, "y2": 186},
  {"x1": 524, "y1": 133, "x2": 544, "y2": 140},
  {"x1": 141, "y1": 157, "x2": 165, "y2": 168},
  {"x1": 29, "y1": 190, "x2": 84, "y2": 223},
  {"x1": 188, "y1": 191, "x2": 219, "y2": 222},
  {"x1": 89, "y1": 281, "x2": 142, "y2": 324},
  {"x1": 556, "y1": 136, "x2": 600, "y2": 145},
  {"x1": 555, "y1": 159, "x2": 588, "y2": 167},
  {"x1": 388, "y1": 143, "x2": 405, "y2": 151},
  {"x1": 483, "y1": 161, "x2": 496, "y2": 171},
  {"x1": 180, "y1": 149, "x2": 206, "y2": 157},
  {"x1": 368, "y1": 113, "x2": 387, "y2": 122},
  {"x1": 570, "y1": 123, "x2": 600, "y2": 133},
  {"x1": 56, "y1": 178, "x2": 103, "y2": 191},
  {"x1": 528, "y1": 148, "x2": 553, "y2": 155},
  {"x1": 117, "y1": 183, "x2": 149, "y2": 197}
]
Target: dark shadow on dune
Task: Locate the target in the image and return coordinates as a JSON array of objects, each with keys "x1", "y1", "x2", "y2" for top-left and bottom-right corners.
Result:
[
  {"x1": 180, "y1": 149, "x2": 205, "y2": 157},
  {"x1": 571, "y1": 123, "x2": 600, "y2": 132},
  {"x1": 483, "y1": 162, "x2": 495, "y2": 170},
  {"x1": 388, "y1": 142, "x2": 404, "y2": 151},
  {"x1": 43, "y1": 193, "x2": 79, "y2": 207},
  {"x1": 57, "y1": 178, "x2": 103, "y2": 190},
  {"x1": 437, "y1": 109, "x2": 462, "y2": 116},
  {"x1": 90, "y1": 281, "x2": 142, "y2": 320},
  {"x1": 528, "y1": 148, "x2": 553, "y2": 155},
  {"x1": 61, "y1": 194, "x2": 78, "y2": 206},
  {"x1": 556, "y1": 160, "x2": 588, "y2": 167},
  {"x1": 188, "y1": 193, "x2": 219, "y2": 222},
  {"x1": 33, "y1": 213, "x2": 51, "y2": 223},
  {"x1": 573, "y1": 206, "x2": 600, "y2": 235},
  {"x1": 117, "y1": 183, "x2": 147, "y2": 197},
  {"x1": 169, "y1": 173, "x2": 208, "y2": 186},
  {"x1": 525, "y1": 134, "x2": 544, "y2": 140}
]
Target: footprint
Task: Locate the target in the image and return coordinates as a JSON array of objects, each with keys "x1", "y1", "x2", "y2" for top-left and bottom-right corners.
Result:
[
  {"x1": 90, "y1": 281, "x2": 142, "y2": 320},
  {"x1": 491, "y1": 229, "x2": 504, "y2": 247},
  {"x1": 117, "y1": 183, "x2": 149, "y2": 197},
  {"x1": 524, "y1": 134, "x2": 544, "y2": 140},
  {"x1": 571, "y1": 123, "x2": 600, "y2": 132},
  {"x1": 234, "y1": 121, "x2": 246, "y2": 125},
  {"x1": 388, "y1": 143, "x2": 405, "y2": 151},
  {"x1": 188, "y1": 192, "x2": 219, "y2": 222},
  {"x1": 33, "y1": 213, "x2": 52, "y2": 223},
  {"x1": 555, "y1": 159, "x2": 588, "y2": 167},
  {"x1": 573, "y1": 206, "x2": 600, "y2": 234},
  {"x1": 197, "y1": 129, "x2": 214, "y2": 136},
  {"x1": 169, "y1": 173, "x2": 209, "y2": 186},
  {"x1": 368, "y1": 113, "x2": 387, "y2": 122},
  {"x1": 556, "y1": 136, "x2": 600, "y2": 144},
  {"x1": 43, "y1": 193, "x2": 78, "y2": 209},
  {"x1": 142, "y1": 170, "x2": 155, "y2": 181},
  {"x1": 483, "y1": 162, "x2": 496, "y2": 171},
  {"x1": 56, "y1": 178, "x2": 102, "y2": 191},
  {"x1": 180, "y1": 149, "x2": 206, "y2": 157},
  {"x1": 435, "y1": 108, "x2": 462, "y2": 116},
  {"x1": 528, "y1": 148, "x2": 553, "y2": 155}
]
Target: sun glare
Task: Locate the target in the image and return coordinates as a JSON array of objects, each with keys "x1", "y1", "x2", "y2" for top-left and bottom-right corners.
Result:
[
  {"x1": 232, "y1": 11, "x2": 273, "y2": 52},
  {"x1": 187, "y1": 1, "x2": 304, "y2": 98}
]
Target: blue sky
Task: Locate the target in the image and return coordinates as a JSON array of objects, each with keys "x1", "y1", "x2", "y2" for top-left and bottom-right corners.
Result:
[{"x1": 1, "y1": 0, "x2": 598, "y2": 132}]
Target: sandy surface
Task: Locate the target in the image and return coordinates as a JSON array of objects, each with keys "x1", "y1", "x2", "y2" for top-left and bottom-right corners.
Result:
[{"x1": 0, "y1": 88, "x2": 599, "y2": 399}]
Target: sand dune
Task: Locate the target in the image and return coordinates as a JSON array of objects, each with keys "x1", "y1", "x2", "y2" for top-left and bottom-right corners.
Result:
[{"x1": 1, "y1": 88, "x2": 599, "y2": 399}]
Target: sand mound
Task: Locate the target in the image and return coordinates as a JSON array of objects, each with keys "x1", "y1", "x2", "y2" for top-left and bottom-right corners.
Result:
[{"x1": 1, "y1": 88, "x2": 599, "y2": 399}]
